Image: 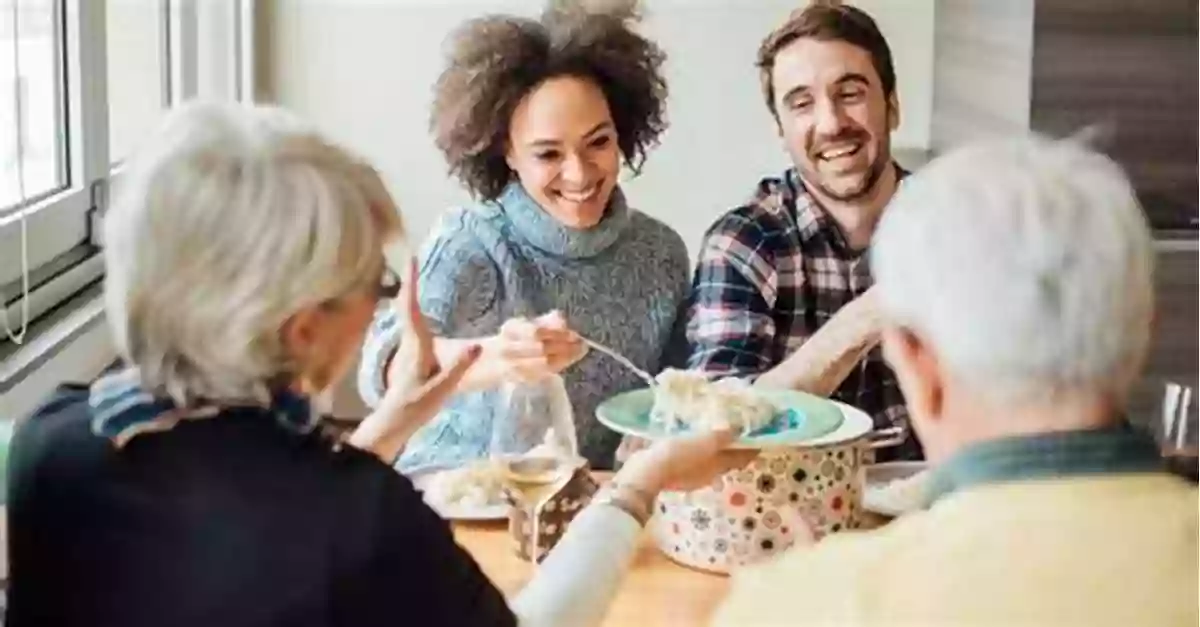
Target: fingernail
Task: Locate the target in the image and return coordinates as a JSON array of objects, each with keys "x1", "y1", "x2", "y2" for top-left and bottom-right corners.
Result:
[{"x1": 466, "y1": 344, "x2": 482, "y2": 358}]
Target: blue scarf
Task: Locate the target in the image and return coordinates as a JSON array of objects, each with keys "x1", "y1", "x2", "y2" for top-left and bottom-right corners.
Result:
[{"x1": 89, "y1": 368, "x2": 319, "y2": 448}]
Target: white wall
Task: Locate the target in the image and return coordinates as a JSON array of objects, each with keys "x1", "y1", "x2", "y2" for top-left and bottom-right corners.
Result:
[
  {"x1": 268, "y1": 0, "x2": 936, "y2": 253},
  {"x1": 929, "y1": 0, "x2": 1034, "y2": 149}
]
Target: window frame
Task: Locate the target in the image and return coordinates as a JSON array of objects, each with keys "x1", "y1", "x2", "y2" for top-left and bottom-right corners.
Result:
[
  {"x1": 1, "y1": 0, "x2": 107, "y2": 339},
  {"x1": 1, "y1": 0, "x2": 255, "y2": 350}
]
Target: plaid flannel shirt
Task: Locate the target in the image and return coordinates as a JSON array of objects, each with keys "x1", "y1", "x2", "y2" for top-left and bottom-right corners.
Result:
[{"x1": 685, "y1": 167, "x2": 919, "y2": 459}]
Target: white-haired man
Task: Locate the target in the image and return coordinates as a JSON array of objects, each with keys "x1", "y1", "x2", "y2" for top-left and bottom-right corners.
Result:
[{"x1": 713, "y1": 136, "x2": 1197, "y2": 626}]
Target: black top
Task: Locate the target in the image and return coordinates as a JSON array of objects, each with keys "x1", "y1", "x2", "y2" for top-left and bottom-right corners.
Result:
[{"x1": 5, "y1": 384, "x2": 516, "y2": 627}]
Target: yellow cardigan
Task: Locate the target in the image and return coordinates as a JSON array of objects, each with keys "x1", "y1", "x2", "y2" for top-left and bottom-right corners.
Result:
[{"x1": 714, "y1": 473, "x2": 1198, "y2": 626}]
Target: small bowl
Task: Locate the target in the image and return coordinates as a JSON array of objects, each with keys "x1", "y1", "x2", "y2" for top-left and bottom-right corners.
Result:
[{"x1": 863, "y1": 461, "x2": 929, "y2": 517}]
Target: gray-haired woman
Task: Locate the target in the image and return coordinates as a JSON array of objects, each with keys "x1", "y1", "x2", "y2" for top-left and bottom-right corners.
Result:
[{"x1": 5, "y1": 102, "x2": 749, "y2": 627}]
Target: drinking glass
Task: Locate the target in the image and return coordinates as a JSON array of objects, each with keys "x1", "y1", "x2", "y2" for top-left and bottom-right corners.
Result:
[
  {"x1": 1153, "y1": 382, "x2": 1198, "y2": 482},
  {"x1": 489, "y1": 377, "x2": 581, "y2": 507}
]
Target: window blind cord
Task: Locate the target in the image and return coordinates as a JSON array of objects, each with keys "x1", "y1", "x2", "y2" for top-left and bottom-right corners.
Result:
[{"x1": 3, "y1": 0, "x2": 31, "y2": 345}]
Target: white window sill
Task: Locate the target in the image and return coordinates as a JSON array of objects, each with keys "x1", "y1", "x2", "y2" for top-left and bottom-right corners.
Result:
[{"x1": 0, "y1": 284, "x2": 107, "y2": 396}]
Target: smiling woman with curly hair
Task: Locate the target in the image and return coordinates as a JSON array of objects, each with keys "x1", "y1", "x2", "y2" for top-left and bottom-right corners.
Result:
[
  {"x1": 359, "y1": 0, "x2": 691, "y2": 472},
  {"x1": 432, "y1": 0, "x2": 668, "y2": 202}
]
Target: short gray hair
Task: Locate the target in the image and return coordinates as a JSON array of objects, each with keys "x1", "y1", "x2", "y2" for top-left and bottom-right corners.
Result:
[
  {"x1": 104, "y1": 102, "x2": 404, "y2": 407},
  {"x1": 871, "y1": 136, "x2": 1154, "y2": 406}
]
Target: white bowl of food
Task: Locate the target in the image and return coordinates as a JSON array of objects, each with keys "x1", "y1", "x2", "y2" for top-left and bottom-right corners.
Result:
[{"x1": 863, "y1": 461, "x2": 929, "y2": 517}]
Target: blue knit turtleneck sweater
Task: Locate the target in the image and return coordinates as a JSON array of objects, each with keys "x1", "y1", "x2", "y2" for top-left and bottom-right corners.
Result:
[{"x1": 359, "y1": 182, "x2": 691, "y2": 472}]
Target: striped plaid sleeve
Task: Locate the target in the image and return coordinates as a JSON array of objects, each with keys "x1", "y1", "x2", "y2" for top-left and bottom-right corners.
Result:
[{"x1": 684, "y1": 212, "x2": 779, "y2": 378}]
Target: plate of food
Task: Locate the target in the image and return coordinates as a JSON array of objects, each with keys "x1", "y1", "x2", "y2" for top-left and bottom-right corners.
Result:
[
  {"x1": 411, "y1": 460, "x2": 512, "y2": 521},
  {"x1": 862, "y1": 461, "x2": 930, "y2": 517},
  {"x1": 595, "y1": 369, "x2": 845, "y2": 449}
]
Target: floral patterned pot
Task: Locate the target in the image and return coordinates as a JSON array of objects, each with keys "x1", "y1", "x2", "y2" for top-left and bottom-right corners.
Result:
[{"x1": 650, "y1": 403, "x2": 902, "y2": 574}]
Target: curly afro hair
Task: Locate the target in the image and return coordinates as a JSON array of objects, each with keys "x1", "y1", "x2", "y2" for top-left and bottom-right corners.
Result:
[{"x1": 430, "y1": 0, "x2": 668, "y2": 200}]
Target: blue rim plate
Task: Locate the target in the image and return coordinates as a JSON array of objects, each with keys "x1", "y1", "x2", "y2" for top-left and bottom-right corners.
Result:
[{"x1": 595, "y1": 387, "x2": 846, "y2": 449}]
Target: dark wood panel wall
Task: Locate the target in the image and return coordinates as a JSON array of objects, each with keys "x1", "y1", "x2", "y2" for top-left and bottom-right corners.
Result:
[
  {"x1": 1030, "y1": 0, "x2": 1198, "y2": 232},
  {"x1": 931, "y1": 0, "x2": 1198, "y2": 423}
]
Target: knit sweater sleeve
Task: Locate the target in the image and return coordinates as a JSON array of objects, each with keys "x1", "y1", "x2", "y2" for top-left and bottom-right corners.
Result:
[
  {"x1": 417, "y1": 208, "x2": 501, "y2": 336},
  {"x1": 356, "y1": 208, "x2": 499, "y2": 408}
]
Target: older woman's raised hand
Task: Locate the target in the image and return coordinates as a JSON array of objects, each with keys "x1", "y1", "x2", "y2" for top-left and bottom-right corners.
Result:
[
  {"x1": 352, "y1": 262, "x2": 481, "y2": 461},
  {"x1": 615, "y1": 429, "x2": 759, "y2": 494},
  {"x1": 386, "y1": 261, "x2": 483, "y2": 422}
]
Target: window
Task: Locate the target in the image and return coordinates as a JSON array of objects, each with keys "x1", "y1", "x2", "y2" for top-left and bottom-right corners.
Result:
[
  {"x1": 0, "y1": 0, "x2": 64, "y2": 210},
  {"x1": 1, "y1": 0, "x2": 254, "y2": 350}
]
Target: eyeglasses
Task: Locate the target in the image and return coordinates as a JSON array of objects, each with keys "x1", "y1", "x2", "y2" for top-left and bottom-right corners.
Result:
[{"x1": 377, "y1": 266, "x2": 402, "y2": 300}]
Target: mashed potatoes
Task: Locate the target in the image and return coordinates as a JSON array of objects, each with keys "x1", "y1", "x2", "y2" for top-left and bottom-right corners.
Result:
[
  {"x1": 422, "y1": 430, "x2": 575, "y2": 512},
  {"x1": 423, "y1": 460, "x2": 508, "y2": 509},
  {"x1": 650, "y1": 368, "x2": 776, "y2": 434}
]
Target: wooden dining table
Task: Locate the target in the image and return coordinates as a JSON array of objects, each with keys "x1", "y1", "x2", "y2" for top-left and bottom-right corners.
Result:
[
  {"x1": 453, "y1": 518, "x2": 731, "y2": 626},
  {"x1": 452, "y1": 471, "x2": 732, "y2": 626},
  {"x1": 451, "y1": 473, "x2": 892, "y2": 626}
]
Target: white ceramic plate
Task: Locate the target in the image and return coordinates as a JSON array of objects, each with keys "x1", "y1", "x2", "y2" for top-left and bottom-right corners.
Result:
[
  {"x1": 862, "y1": 461, "x2": 928, "y2": 517},
  {"x1": 409, "y1": 465, "x2": 511, "y2": 522}
]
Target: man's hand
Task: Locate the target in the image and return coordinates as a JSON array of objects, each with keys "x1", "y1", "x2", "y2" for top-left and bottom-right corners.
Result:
[{"x1": 756, "y1": 286, "x2": 883, "y2": 395}]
